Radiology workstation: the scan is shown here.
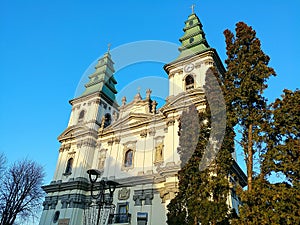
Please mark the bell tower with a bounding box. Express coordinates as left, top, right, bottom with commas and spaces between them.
54, 49, 118, 182
164, 10, 225, 97
39, 49, 119, 225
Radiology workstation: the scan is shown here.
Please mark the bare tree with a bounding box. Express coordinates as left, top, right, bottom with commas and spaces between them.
0, 158, 45, 225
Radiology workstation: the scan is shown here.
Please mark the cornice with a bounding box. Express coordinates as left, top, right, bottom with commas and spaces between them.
42, 177, 90, 193
164, 48, 225, 75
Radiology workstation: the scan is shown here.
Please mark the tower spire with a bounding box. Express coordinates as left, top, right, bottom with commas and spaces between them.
175, 11, 210, 60
80, 48, 117, 101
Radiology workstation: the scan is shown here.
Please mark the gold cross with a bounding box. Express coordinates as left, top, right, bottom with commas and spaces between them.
191, 4, 195, 14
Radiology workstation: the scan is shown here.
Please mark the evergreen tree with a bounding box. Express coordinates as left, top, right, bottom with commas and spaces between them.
167, 68, 234, 225
233, 89, 300, 224
223, 22, 276, 191
261, 89, 300, 224
263, 89, 300, 186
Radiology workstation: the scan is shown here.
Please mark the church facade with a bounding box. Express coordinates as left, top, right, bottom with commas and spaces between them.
39, 11, 246, 225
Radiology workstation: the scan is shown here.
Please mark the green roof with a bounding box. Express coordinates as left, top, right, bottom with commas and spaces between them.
80, 51, 117, 101
176, 13, 210, 60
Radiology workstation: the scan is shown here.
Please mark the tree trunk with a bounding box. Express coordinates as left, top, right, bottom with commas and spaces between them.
247, 123, 253, 191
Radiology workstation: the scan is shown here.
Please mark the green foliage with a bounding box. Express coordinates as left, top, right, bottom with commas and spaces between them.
223, 21, 276, 191
224, 21, 300, 225
263, 89, 300, 184
177, 104, 200, 168
262, 89, 300, 224
232, 89, 300, 224
167, 68, 234, 225
168, 20, 299, 225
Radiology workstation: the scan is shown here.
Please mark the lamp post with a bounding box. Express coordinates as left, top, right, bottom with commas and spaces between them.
87, 169, 119, 225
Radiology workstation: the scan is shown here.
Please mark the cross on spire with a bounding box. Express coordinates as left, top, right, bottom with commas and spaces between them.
191, 4, 195, 14
107, 43, 111, 52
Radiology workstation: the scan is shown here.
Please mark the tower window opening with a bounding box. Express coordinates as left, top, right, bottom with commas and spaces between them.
64, 158, 73, 175
78, 110, 85, 121
104, 113, 112, 128
124, 150, 133, 167
185, 75, 194, 90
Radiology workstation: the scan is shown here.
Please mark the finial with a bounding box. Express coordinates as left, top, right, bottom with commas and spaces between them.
146, 89, 152, 99
134, 88, 142, 102
191, 4, 195, 14
107, 43, 111, 52
122, 96, 127, 106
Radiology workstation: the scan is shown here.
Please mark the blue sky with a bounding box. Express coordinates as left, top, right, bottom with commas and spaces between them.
1, 0, 299, 186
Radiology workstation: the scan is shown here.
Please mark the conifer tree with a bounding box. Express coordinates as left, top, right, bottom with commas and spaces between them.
264, 89, 300, 186
223, 22, 276, 191
261, 89, 300, 224
167, 68, 234, 225
233, 89, 300, 224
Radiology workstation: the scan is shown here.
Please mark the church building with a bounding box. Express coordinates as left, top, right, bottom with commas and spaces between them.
39, 10, 246, 225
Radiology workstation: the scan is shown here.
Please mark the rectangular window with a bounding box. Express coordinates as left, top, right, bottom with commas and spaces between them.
115, 202, 130, 223
137, 212, 148, 225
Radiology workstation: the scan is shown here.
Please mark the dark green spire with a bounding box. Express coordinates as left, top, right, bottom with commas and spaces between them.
80, 50, 117, 101
177, 13, 210, 60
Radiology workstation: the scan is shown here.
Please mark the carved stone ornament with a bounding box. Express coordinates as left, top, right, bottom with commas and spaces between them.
140, 129, 147, 138
118, 187, 130, 200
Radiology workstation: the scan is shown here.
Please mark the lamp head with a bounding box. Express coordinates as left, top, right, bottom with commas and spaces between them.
107, 180, 119, 194
87, 169, 102, 183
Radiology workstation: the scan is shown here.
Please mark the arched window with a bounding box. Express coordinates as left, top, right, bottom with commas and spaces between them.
78, 110, 85, 121
65, 158, 73, 174
53, 211, 60, 223
185, 75, 194, 90
124, 150, 133, 167
104, 113, 112, 128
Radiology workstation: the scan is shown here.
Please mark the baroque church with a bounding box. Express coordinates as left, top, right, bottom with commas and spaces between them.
39, 10, 246, 225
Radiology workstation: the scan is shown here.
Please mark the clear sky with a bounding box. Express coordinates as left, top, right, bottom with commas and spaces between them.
1, 0, 299, 187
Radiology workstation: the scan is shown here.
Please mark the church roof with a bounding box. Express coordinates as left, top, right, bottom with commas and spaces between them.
171, 12, 212, 63
80, 50, 118, 102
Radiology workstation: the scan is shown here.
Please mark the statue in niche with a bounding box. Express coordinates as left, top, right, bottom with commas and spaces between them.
155, 143, 164, 162
98, 150, 106, 170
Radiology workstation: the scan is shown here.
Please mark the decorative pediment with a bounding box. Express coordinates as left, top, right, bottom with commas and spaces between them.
160, 88, 205, 114
58, 125, 97, 142
109, 113, 153, 130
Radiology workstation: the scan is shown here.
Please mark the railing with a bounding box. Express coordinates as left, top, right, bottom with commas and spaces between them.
108, 213, 131, 224
186, 84, 194, 90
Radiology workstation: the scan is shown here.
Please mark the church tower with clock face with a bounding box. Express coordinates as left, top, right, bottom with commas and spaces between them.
164, 12, 225, 97
39, 9, 246, 225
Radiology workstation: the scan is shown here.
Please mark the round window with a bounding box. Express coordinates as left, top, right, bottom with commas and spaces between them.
189, 37, 194, 43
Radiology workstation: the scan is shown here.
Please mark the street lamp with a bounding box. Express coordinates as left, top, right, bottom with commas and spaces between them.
87, 169, 119, 225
